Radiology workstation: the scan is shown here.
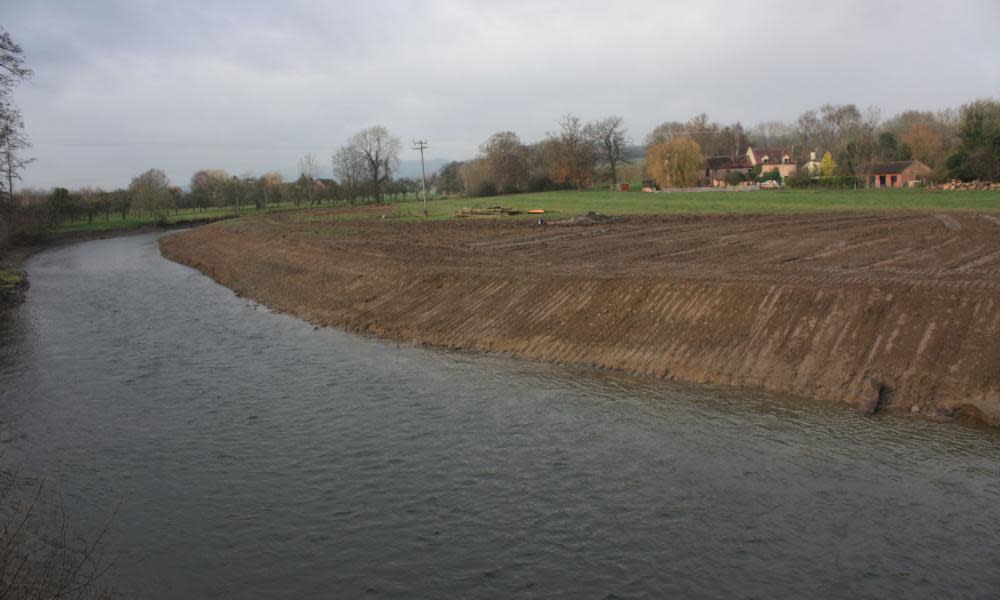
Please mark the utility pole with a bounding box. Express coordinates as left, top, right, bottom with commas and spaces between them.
413, 139, 429, 217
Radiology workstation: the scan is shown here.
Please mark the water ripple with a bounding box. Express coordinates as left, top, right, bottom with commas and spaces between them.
1, 233, 999, 599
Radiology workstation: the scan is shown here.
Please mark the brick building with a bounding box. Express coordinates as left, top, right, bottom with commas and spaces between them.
862, 160, 932, 188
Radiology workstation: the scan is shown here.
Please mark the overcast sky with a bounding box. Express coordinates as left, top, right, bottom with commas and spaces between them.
5, 0, 1000, 189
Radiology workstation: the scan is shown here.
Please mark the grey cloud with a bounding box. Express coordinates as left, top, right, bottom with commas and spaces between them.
5, 0, 1000, 189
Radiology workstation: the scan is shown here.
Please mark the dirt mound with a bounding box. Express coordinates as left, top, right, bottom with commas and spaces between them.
553, 212, 625, 226
160, 211, 1000, 426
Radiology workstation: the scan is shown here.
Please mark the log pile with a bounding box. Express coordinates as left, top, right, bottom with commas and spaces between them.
931, 180, 1000, 191
455, 206, 521, 217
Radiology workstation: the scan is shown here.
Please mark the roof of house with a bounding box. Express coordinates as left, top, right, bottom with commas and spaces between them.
749, 147, 790, 160
862, 160, 931, 175
706, 155, 751, 170
706, 156, 733, 170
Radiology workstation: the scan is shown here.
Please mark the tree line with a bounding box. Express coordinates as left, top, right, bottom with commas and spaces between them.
2, 19, 1000, 255
435, 115, 630, 197
439, 99, 1000, 196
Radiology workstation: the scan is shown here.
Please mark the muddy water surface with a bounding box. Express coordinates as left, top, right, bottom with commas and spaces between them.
1, 233, 999, 599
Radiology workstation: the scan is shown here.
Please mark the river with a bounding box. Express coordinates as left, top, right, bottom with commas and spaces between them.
1, 233, 999, 599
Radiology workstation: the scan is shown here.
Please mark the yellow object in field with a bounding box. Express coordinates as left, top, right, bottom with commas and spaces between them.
527, 209, 545, 214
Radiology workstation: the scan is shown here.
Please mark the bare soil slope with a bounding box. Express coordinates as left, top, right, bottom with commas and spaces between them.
161, 211, 1000, 424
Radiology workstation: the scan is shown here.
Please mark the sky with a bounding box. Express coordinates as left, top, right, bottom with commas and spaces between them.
5, 0, 1000, 190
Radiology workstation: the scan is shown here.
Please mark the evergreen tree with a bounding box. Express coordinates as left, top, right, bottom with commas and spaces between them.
819, 151, 837, 177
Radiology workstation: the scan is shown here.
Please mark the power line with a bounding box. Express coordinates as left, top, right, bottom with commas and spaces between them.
413, 139, 428, 218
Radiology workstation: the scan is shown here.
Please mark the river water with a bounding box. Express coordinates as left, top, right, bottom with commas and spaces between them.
1, 233, 999, 599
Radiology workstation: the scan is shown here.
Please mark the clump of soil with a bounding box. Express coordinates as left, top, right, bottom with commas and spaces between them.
553, 212, 625, 226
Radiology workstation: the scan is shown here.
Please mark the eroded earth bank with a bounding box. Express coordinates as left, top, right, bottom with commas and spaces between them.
160, 210, 1000, 425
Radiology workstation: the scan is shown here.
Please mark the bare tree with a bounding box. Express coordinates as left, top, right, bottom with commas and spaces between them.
298, 154, 322, 205
480, 131, 529, 193
0, 114, 33, 199
260, 171, 283, 207
586, 116, 630, 185
333, 145, 366, 202
345, 126, 400, 203
542, 114, 597, 189
129, 168, 172, 220
190, 169, 230, 209
0, 27, 33, 200
0, 28, 31, 87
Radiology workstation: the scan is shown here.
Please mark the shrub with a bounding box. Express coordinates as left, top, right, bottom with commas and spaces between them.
757, 169, 782, 183
526, 175, 552, 193
724, 171, 748, 186
785, 175, 859, 189
817, 176, 859, 188
783, 171, 813, 188
474, 181, 497, 197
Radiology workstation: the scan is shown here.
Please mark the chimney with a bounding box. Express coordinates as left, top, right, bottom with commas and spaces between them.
810, 151, 816, 161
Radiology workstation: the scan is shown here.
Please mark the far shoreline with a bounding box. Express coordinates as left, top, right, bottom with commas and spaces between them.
0, 215, 235, 314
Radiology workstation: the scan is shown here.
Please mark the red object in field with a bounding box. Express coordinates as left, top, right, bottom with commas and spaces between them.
618, 183, 630, 192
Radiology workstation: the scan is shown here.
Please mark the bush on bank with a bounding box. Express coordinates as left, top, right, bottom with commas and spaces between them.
785, 174, 860, 188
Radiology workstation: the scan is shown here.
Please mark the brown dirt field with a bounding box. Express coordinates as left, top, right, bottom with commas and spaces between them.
160, 211, 1000, 425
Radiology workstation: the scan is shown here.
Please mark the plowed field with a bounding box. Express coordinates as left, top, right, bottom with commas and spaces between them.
161, 210, 1000, 425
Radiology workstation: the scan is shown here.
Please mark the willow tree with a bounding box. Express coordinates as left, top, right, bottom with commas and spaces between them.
645, 137, 703, 188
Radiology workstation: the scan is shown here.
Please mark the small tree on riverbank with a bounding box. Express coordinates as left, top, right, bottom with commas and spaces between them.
129, 169, 172, 221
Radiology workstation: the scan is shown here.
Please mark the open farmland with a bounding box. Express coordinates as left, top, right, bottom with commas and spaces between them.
377, 188, 1000, 221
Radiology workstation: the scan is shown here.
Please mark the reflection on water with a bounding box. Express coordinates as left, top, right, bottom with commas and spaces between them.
2, 233, 999, 599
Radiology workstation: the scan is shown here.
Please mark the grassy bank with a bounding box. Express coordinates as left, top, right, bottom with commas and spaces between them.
0, 269, 22, 289
376, 188, 1000, 221
0, 268, 27, 309
50, 203, 309, 234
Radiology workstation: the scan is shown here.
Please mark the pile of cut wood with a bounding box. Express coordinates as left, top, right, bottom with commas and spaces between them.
455, 206, 521, 217
931, 180, 1000, 191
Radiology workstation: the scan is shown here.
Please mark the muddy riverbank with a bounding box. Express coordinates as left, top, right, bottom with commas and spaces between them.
160, 211, 1000, 425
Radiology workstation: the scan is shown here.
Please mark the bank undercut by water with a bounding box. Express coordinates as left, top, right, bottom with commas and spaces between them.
160, 210, 1000, 426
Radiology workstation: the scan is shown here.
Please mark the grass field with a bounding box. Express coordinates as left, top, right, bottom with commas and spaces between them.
51, 204, 305, 233
382, 188, 1000, 222
49, 188, 1000, 234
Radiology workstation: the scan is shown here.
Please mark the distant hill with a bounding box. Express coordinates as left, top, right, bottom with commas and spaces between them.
625, 145, 645, 160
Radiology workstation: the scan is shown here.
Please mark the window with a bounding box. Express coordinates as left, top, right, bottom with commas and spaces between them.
891, 175, 898, 186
